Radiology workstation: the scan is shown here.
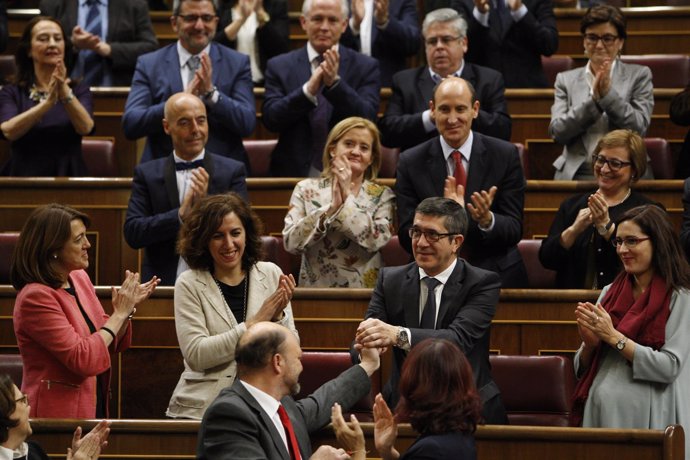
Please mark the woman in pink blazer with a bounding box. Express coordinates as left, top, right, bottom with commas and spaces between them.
10, 204, 158, 418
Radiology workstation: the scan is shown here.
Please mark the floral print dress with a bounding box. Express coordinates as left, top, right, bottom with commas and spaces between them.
282, 177, 395, 288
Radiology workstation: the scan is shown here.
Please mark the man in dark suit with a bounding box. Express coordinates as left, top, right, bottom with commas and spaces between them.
262, 0, 380, 177
124, 93, 247, 286
122, 0, 255, 168
379, 8, 510, 150
396, 77, 527, 288
340, 0, 420, 87
0, 1, 7, 54
39, 0, 158, 87
197, 321, 380, 459
354, 196, 507, 424
451, 0, 558, 88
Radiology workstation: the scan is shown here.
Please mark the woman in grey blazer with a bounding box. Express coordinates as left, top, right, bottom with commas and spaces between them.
166, 193, 298, 420
549, 5, 653, 180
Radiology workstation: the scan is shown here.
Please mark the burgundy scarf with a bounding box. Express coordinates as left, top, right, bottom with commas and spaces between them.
570, 272, 672, 426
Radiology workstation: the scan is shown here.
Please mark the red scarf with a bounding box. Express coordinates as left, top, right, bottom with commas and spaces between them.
570, 272, 671, 426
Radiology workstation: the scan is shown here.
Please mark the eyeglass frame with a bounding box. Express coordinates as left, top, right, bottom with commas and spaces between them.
176, 14, 218, 24
592, 153, 632, 172
611, 236, 650, 248
408, 227, 458, 243
424, 35, 462, 47
14, 393, 28, 405
583, 33, 619, 46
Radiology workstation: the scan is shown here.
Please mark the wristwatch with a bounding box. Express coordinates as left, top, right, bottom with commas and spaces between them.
203, 85, 218, 101
615, 336, 628, 351
597, 220, 614, 236
396, 327, 409, 349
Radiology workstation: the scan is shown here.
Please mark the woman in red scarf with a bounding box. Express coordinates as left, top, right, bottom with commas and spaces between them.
572, 205, 690, 455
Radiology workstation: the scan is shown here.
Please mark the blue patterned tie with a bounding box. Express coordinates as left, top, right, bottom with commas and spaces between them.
77, 0, 106, 86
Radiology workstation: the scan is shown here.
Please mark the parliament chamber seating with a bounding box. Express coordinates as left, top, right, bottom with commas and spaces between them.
517, 239, 557, 288
0, 232, 19, 284
244, 139, 278, 177
381, 235, 411, 268
379, 146, 400, 178
82, 137, 117, 177
0, 353, 23, 387
621, 54, 690, 88
644, 137, 675, 179
260, 234, 300, 279
295, 351, 381, 422
514, 142, 529, 179
489, 354, 576, 427
541, 55, 575, 87
0, 55, 16, 84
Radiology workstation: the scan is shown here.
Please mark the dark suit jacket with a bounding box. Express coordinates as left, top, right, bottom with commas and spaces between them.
395, 133, 527, 288
379, 63, 511, 149
451, 0, 558, 88
123, 152, 248, 285
262, 45, 380, 177
39, 0, 158, 86
0, 1, 7, 54
122, 42, 256, 167
681, 178, 690, 261
358, 260, 507, 424
402, 432, 476, 460
340, 0, 420, 87
197, 365, 372, 459
214, 0, 290, 82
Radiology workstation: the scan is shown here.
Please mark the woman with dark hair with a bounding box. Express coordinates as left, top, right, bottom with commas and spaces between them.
549, 4, 653, 180
333, 338, 481, 460
282, 116, 395, 288
166, 192, 298, 419
539, 129, 659, 289
0, 373, 109, 460
0, 16, 94, 176
11, 204, 158, 419
214, 0, 289, 85
572, 205, 690, 456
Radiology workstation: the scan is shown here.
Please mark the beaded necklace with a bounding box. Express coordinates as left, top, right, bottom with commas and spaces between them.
213, 275, 248, 322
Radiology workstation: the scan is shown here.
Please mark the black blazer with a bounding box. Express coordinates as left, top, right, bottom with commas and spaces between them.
123, 153, 248, 285
358, 260, 507, 424
379, 63, 511, 149
451, 0, 558, 88
395, 133, 527, 288
39, 0, 159, 86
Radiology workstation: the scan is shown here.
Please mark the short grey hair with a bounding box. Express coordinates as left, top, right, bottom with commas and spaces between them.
172, 0, 218, 15
422, 8, 468, 38
302, 0, 349, 19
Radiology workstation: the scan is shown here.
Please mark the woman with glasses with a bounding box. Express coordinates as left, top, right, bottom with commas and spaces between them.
549, 4, 653, 180
539, 130, 659, 289
570, 205, 690, 455
0, 374, 109, 459
282, 117, 395, 288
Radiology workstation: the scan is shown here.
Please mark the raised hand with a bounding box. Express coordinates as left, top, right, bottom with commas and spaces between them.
467, 186, 497, 228
374, 0, 389, 26
373, 394, 400, 460
331, 403, 365, 460
443, 176, 465, 207
248, 274, 296, 325
321, 46, 340, 87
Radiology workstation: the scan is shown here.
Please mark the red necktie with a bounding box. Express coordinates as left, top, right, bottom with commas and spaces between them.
277, 405, 302, 460
452, 150, 467, 187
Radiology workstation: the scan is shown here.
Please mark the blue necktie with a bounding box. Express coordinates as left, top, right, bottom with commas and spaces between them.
77, 0, 106, 86
175, 160, 204, 171
420, 277, 441, 329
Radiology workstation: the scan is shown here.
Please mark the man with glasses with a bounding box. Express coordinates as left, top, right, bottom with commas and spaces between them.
353, 196, 508, 424
395, 76, 527, 288
39, 0, 158, 86
261, 0, 380, 177
379, 8, 510, 150
123, 0, 255, 168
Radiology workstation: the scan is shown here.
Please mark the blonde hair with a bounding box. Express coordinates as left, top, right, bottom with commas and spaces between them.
320, 117, 382, 181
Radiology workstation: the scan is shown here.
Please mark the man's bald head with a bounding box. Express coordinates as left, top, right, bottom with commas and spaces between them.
162, 93, 209, 160
236, 322, 291, 374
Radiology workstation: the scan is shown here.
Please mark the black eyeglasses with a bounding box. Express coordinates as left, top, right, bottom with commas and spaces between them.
177, 14, 217, 24
409, 227, 457, 242
592, 154, 632, 172
15, 393, 28, 405
611, 236, 650, 248
424, 35, 462, 47
584, 33, 619, 46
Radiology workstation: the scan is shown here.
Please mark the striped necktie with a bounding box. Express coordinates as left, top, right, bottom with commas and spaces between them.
76, 0, 106, 86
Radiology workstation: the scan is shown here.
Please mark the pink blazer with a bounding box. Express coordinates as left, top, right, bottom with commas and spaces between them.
13, 270, 131, 418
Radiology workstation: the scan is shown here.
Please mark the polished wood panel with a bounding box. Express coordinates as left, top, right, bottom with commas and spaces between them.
27, 419, 685, 460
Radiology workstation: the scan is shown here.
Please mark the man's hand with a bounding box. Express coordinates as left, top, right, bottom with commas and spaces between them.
443, 176, 465, 207
355, 318, 397, 349
374, 0, 390, 26
321, 46, 340, 87
474, 0, 490, 14
358, 342, 381, 376
178, 167, 209, 220
306, 66, 324, 96
71, 26, 100, 50
507, 0, 523, 11
95, 42, 112, 57
351, 0, 365, 30
467, 186, 497, 228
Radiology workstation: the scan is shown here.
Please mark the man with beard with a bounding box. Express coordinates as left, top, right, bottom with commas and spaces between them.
197, 321, 380, 459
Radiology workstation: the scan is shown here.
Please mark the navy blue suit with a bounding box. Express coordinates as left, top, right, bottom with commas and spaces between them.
395, 133, 527, 288
402, 432, 476, 459
340, 0, 420, 87
262, 45, 380, 177
379, 63, 511, 150
123, 153, 248, 285
122, 43, 255, 167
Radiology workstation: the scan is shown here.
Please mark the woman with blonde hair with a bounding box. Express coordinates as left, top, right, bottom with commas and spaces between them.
282, 116, 395, 287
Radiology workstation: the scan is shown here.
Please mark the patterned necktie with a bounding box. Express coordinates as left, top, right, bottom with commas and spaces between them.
420, 277, 441, 329
187, 55, 201, 87
277, 405, 302, 460
309, 55, 329, 172
452, 150, 467, 188
78, 0, 105, 86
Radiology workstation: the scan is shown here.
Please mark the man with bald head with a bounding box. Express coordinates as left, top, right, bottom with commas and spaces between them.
198, 321, 380, 459
395, 76, 528, 288
124, 93, 248, 285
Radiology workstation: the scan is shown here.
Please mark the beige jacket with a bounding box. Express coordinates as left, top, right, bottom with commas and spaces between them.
166, 262, 299, 419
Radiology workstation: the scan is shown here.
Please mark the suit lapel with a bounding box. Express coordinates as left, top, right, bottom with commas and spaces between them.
461, 63, 477, 89
198, 271, 234, 328
428, 139, 448, 197
403, 264, 421, 328
417, 68, 436, 109
166, 45, 185, 93
163, 156, 180, 209
466, 132, 488, 198
437, 260, 466, 326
